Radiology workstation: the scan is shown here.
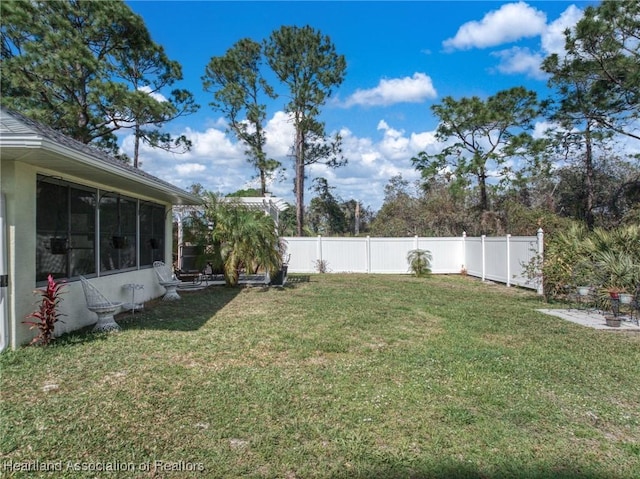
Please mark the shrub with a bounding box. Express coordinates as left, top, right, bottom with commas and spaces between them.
539, 224, 640, 302
407, 249, 432, 277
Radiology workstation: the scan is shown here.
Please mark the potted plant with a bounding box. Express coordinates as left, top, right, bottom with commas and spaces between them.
572, 261, 596, 296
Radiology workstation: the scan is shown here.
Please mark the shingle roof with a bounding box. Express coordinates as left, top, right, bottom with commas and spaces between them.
1, 106, 202, 204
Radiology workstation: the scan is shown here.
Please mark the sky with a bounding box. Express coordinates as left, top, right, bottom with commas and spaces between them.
121, 0, 599, 211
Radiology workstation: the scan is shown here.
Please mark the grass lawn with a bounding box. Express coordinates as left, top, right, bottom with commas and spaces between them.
1, 274, 639, 478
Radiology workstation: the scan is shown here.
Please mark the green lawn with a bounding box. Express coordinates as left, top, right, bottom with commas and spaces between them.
1, 274, 639, 478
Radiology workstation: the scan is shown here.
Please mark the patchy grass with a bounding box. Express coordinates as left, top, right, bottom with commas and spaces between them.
1, 274, 639, 478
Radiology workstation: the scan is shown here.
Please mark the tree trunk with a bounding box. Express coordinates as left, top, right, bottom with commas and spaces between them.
260, 169, 267, 196
133, 124, 141, 168
584, 123, 595, 229
295, 128, 305, 236
478, 166, 489, 212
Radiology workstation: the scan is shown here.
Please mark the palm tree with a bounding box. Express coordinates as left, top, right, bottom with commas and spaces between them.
407, 249, 433, 277
210, 198, 282, 286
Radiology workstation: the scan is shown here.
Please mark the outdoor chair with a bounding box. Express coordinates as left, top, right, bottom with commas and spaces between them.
153, 261, 181, 301
630, 283, 640, 326
79, 276, 123, 332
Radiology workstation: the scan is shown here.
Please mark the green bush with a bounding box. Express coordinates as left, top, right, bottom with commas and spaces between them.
540, 223, 640, 302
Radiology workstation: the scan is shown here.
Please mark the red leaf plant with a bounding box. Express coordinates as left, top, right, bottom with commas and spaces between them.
23, 274, 66, 346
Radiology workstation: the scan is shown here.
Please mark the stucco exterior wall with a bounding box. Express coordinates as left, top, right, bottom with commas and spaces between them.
2, 160, 174, 348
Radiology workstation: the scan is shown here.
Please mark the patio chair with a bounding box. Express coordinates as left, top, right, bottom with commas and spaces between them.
79, 276, 123, 332
630, 283, 640, 326
153, 261, 181, 301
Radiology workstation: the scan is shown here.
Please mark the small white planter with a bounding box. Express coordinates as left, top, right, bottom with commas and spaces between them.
577, 286, 591, 296
619, 293, 633, 305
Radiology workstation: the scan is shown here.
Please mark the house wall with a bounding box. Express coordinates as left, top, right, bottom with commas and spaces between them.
2, 160, 173, 348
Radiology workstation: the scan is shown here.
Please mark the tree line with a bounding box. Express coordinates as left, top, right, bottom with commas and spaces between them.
2, 1, 638, 238
311, 1, 639, 237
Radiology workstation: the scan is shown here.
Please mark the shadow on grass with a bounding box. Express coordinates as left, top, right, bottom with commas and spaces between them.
114, 284, 242, 332
287, 274, 311, 284
337, 460, 624, 479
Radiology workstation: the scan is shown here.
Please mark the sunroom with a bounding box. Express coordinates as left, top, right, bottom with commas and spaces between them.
0, 107, 201, 349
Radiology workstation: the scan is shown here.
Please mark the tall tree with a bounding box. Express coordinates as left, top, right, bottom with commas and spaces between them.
370, 175, 429, 237
116, 44, 199, 167
202, 38, 279, 194
412, 87, 541, 213
562, 1, 640, 141
307, 178, 347, 235
264, 25, 347, 236
0, 0, 198, 161
543, 48, 614, 230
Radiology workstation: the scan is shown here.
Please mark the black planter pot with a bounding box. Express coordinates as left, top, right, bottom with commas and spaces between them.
270, 265, 288, 286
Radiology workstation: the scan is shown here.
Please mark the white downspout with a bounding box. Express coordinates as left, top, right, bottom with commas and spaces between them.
0, 193, 9, 352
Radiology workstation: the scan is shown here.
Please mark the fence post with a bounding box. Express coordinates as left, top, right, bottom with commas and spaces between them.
481, 234, 486, 282
506, 234, 511, 287
462, 231, 466, 273
414, 235, 418, 250
537, 228, 544, 296
366, 236, 371, 273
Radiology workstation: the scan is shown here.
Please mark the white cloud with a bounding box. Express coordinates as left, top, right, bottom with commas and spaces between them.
264, 111, 295, 158
138, 85, 168, 102
491, 47, 546, 79
343, 73, 437, 107
175, 163, 206, 175
532, 120, 559, 139
121, 110, 447, 211
541, 5, 583, 56
443, 2, 547, 51
486, 5, 583, 79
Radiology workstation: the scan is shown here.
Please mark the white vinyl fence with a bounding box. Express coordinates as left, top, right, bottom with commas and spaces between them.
283, 229, 544, 293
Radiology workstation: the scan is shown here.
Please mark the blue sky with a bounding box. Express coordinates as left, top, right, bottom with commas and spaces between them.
122, 0, 597, 211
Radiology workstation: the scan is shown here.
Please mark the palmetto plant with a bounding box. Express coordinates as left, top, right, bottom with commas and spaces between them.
407, 249, 433, 277
540, 223, 640, 302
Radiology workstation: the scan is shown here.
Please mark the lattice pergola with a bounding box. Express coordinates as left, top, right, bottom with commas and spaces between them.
172, 196, 289, 270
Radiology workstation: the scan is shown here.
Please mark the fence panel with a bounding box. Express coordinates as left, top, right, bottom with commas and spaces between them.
484, 237, 508, 283
418, 237, 464, 274
510, 236, 538, 288
283, 237, 318, 273
465, 238, 483, 278
282, 233, 541, 291
321, 237, 369, 273
369, 238, 416, 273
